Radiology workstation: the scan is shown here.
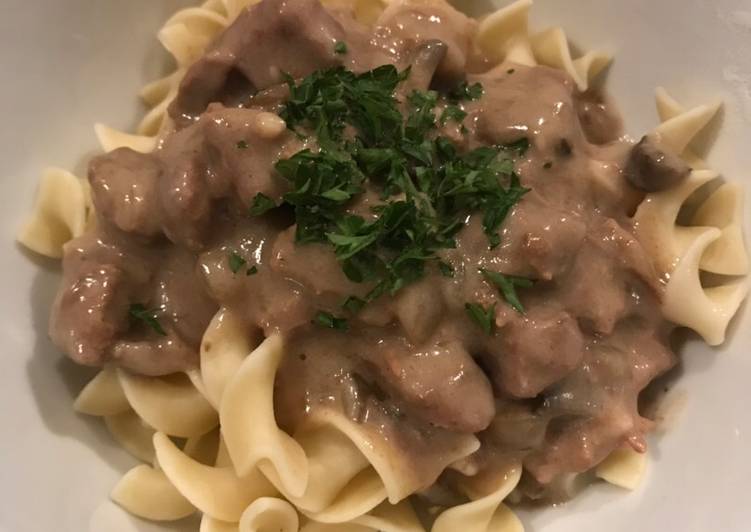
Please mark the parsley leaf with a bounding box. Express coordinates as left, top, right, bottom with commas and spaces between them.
246, 265, 258, 276
249, 193, 277, 216
503, 138, 530, 157
438, 261, 455, 277
236, 140, 249, 149
440, 105, 467, 125
313, 311, 349, 330
465, 302, 496, 334
480, 268, 534, 313
448, 81, 484, 102
129, 303, 167, 336
334, 41, 348, 55
342, 296, 366, 314
274, 66, 530, 305
228, 252, 247, 274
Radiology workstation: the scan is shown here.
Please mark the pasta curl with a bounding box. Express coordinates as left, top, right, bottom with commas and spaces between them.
476, 0, 610, 91
17, 167, 89, 258
635, 90, 749, 345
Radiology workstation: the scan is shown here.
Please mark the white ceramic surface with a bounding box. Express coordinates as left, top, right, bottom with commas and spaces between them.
0, 1, 749, 531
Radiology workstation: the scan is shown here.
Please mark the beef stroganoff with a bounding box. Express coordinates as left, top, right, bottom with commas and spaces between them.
18, 0, 749, 530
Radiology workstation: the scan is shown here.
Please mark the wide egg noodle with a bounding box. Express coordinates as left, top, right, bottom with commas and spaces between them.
118, 369, 219, 438
283, 427, 384, 516
299, 409, 479, 506
195, 308, 257, 409
158, 6, 228, 67
238, 497, 300, 532
431, 466, 523, 532
475, 0, 536, 66
185, 427, 223, 465
201, 516, 241, 532
111, 464, 197, 521
529, 28, 610, 92
219, 334, 479, 521
300, 499, 422, 532
94, 123, 158, 154
219, 334, 309, 497
653, 87, 722, 168
475, 0, 610, 91
634, 90, 749, 345
17, 167, 88, 258
635, 169, 720, 274
692, 182, 749, 275
595, 447, 648, 490
154, 431, 279, 522
105, 409, 157, 464
74, 367, 131, 416
662, 227, 747, 346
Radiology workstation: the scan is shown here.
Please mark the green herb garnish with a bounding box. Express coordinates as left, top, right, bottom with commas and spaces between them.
334, 41, 348, 55
503, 138, 530, 156
236, 140, 249, 149
440, 105, 467, 125
249, 193, 277, 216
342, 296, 366, 314
438, 261, 455, 277
480, 268, 534, 313
449, 81, 484, 102
313, 311, 349, 330
228, 252, 247, 274
274, 66, 529, 305
129, 304, 167, 336
246, 265, 258, 276
465, 302, 496, 334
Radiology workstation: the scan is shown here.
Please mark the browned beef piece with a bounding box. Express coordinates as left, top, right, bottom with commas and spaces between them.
169, 0, 347, 127
89, 148, 163, 238
485, 306, 585, 399
369, 339, 496, 433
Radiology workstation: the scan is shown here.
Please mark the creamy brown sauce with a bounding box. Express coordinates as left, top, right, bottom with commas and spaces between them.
51, 0, 685, 502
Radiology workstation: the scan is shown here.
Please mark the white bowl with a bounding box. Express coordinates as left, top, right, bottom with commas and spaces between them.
1, 0, 749, 530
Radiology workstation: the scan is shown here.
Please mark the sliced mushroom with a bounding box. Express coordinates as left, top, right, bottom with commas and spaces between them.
625, 134, 690, 192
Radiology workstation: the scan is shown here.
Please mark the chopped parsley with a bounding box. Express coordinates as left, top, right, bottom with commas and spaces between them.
249, 193, 277, 216
334, 41, 348, 55
313, 311, 349, 330
465, 302, 496, 334
236, 140, 249, 149
274, 65, 529, 305
448, 81, 484, 102
228, 252, 247, 274
440, 104, 467, 125
438, 261, 455, 278
342, 296, 366, 314
503, 137, 530, 157
128, 303, 167, 336
246, 265, 258, 276
480, 268, 534, 313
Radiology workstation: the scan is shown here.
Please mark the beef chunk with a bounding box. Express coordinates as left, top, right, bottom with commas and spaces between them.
371, 340, 495, 433
169, 0, 346, 126
486, 307, 585, 398
89, 148, 163, 238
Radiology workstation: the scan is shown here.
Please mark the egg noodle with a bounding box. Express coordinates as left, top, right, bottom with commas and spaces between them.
18, 0, 748, 530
